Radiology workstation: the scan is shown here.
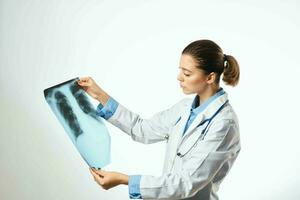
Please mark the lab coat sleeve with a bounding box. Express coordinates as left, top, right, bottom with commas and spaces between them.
106, 98, 189, 144
139, 119, 240, 199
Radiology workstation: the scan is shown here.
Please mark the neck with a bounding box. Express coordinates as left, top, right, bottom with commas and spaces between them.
198, 85, 220, 105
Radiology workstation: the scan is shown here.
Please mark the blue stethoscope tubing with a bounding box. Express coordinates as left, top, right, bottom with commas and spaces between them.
176, 99, 229, 157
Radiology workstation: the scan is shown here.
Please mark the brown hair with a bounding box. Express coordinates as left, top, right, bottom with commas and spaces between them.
182, 39, 240, 86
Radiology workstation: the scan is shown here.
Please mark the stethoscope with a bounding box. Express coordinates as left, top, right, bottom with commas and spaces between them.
176, 99, 229, 158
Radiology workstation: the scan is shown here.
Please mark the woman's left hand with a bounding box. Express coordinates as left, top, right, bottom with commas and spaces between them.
89, 168, 129, 190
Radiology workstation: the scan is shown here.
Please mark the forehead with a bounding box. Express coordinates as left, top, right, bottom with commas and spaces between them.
179, 54, 198, 72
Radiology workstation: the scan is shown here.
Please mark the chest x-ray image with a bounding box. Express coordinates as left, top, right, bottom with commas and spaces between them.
44, 77, 110, 169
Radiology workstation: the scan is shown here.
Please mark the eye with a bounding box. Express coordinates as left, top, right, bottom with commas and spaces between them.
184, 73, 191, 77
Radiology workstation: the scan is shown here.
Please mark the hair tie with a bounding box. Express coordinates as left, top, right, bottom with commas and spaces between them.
223, 54, 228, 69
223, 54, 227, 61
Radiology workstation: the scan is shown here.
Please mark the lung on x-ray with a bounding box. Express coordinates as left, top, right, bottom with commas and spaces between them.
44, 77, 110, 169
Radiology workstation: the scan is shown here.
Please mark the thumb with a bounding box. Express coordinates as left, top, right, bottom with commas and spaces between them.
94, 169, 106, 177
77, 80, 90, 87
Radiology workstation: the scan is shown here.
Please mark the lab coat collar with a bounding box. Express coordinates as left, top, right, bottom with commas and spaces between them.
180, 90, 228, 142
191, 87, 224, 113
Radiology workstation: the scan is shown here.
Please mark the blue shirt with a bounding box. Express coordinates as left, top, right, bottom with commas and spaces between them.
182, 88, 225, 135
95, 88, 225, 199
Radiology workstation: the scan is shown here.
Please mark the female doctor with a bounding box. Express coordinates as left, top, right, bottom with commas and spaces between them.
78, 39, 241, 200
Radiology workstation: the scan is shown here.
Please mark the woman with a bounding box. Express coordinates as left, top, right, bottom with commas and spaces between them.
78, 39, 241, 200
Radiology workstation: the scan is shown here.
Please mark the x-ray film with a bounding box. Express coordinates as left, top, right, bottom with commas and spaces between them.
44, 77, 111, 169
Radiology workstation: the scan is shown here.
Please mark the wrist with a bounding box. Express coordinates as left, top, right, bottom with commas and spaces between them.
119, 174, 129, 185
95, 91, 110, 105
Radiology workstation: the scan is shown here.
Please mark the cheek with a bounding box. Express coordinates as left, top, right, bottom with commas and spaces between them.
187, 77, 206, 88
182, 77, 207, 94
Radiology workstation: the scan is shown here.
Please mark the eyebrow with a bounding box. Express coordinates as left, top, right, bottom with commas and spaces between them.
178, 67, 193, 73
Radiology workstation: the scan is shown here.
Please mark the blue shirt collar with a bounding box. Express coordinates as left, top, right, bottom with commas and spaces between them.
191, 87, 225, 114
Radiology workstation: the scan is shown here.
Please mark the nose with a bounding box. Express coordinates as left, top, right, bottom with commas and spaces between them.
177, 72, 183, 82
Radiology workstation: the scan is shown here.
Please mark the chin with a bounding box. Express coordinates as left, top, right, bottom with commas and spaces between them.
182, 88, 193, 95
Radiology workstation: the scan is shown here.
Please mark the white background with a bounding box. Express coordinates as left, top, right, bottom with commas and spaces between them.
1, 0, 300, 199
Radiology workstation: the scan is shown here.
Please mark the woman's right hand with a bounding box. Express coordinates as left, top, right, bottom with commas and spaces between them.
77, 77, 109, 104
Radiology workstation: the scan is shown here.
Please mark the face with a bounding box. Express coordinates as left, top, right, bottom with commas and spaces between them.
177, 54, 214, 95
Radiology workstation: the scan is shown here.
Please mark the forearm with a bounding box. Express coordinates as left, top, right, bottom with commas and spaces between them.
95, 89, 110, 106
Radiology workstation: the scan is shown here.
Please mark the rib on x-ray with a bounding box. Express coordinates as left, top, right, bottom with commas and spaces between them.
44, 77, 110, 169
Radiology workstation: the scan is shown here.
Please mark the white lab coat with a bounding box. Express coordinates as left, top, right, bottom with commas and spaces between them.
106, 92, 241, 200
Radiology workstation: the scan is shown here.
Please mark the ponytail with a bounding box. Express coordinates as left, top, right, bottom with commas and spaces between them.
222, 54, 240, 86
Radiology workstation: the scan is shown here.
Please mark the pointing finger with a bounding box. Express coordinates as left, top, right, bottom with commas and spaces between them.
79, 77, 90, 81
90, 168, 104, 177
92, 169, 106, 177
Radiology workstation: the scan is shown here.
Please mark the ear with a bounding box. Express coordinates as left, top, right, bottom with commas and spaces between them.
206, 72, 216, 84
